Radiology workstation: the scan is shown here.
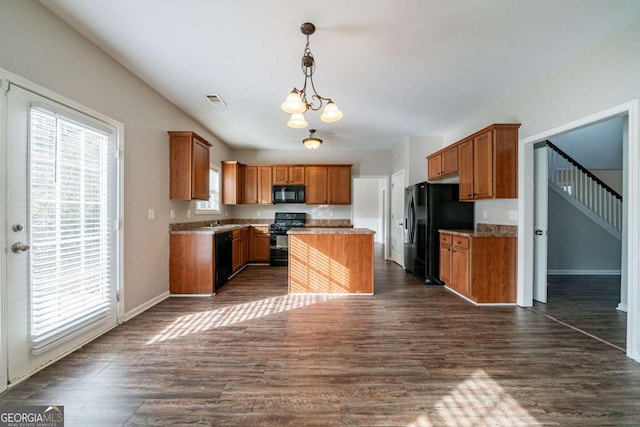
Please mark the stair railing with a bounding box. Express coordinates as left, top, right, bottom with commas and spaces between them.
546, 140, 622, 233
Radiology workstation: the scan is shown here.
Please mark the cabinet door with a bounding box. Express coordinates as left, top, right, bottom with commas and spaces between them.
289, 166, 305, 184
439, 236, 452, 285
441, 146, 458, 176
232, 236, 242, 272
328, 166, 351, 204
305, 166, 328, 204
191, 137, 210, 200
222, 162, 245, 205
451, 237, 470, 294
250, 227, 270, 262
473, 130, 494, 199
272, 166, 289, 184
427, 154, 442, 181
244, 165, 258, 204
458, 139, 474, 201
258, 166, 272, 204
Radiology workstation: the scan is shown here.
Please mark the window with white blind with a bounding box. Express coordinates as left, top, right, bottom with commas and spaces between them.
195, 166, 220, 214
29, 105, 117, 353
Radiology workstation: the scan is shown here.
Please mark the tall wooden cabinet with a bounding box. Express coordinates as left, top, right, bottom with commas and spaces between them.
168, 131, 211, 200
305, 165, 352, 204
439, 231, 517, 304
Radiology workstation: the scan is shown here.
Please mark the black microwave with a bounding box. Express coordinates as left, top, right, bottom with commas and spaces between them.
272, 185, 305, 204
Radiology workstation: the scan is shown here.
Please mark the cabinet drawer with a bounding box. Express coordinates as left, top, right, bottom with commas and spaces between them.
453, 236, 469, 249
440, 233, 452, 244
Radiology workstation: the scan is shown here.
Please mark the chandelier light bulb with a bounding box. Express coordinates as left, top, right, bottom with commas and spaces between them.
320, 101, 343, 123
281, 89, 306, 114
287, 113, 308, 129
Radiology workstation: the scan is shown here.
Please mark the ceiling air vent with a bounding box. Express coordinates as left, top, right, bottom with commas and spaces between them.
206, 94, 226, 106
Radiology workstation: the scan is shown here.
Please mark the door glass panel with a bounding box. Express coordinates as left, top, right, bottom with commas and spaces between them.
28, 106, 115, 353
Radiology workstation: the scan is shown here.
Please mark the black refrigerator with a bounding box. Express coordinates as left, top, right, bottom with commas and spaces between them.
404, 182, 474, 284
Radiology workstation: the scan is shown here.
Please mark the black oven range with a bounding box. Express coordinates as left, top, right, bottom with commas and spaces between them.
269, 212, 306, 266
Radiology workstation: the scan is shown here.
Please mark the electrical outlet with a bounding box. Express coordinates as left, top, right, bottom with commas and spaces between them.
508, 210, 518, 220
170, 209, 175, 219
148, 208, 155, 220
482, 210, 488, 219
187, 209, 192, 218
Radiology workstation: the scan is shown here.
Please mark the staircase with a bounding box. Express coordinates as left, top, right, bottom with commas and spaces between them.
545, 140, 622, 239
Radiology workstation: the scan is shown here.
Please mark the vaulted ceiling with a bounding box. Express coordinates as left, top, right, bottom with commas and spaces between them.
40, 0, 640, 150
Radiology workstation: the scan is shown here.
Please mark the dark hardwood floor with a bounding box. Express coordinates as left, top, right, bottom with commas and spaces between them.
532, 275, 626, 350
2, 247, 640, 426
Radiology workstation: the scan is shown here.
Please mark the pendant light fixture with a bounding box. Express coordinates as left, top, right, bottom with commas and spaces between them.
302, 129, 323, 150
281, 22, 343, 128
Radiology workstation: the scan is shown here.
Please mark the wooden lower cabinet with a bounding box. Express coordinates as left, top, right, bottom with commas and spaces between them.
439, 231, 516, 303
170, 234, 214, 295
249, 226, 270, 262
232, 228, 249, 272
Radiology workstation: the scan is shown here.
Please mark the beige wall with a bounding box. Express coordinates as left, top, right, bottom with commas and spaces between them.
0, 0, 233, 315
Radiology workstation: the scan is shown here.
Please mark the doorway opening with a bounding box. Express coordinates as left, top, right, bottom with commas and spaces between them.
519, 100, 639, 361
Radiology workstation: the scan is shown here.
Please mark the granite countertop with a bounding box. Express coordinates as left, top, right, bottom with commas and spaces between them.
171, 223, 272, 235
288, 227, 375, 235
439, 228, 517, 238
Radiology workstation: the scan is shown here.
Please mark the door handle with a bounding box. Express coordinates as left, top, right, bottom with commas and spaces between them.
12, 242, 31, 253
534, 230, 544, 236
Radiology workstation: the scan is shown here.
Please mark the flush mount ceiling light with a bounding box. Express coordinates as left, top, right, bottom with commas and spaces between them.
302, 129, 323, 150
281, 22, 343, 129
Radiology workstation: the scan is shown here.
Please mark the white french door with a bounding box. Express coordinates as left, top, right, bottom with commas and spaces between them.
391, 171, 405, 267
6, 83, 120, 384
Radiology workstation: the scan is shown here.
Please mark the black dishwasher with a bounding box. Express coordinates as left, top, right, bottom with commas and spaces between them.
215, 232, 233, 290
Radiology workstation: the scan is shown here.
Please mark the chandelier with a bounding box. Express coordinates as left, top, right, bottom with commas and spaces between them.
281, 22, 343, 128
302, 129, 322, 149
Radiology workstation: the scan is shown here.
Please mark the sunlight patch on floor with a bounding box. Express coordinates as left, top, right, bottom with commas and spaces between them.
146, 294, 341, 344
407, 369, 540, 427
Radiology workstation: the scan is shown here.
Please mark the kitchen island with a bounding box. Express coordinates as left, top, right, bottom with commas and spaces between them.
287, 227, 375, 294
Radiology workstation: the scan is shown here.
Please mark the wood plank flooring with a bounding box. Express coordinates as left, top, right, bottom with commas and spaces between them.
2, 247, 640, 426
532, 275, 626, 350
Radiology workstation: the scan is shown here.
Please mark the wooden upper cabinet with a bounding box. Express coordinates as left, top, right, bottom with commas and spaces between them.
427, 145, 458, 181
457, 124, 520, 201
305, 165, 352, 205
458, 139, 474, 201
258, 166, 273, 204
273, 165, 305, 185
221, 161, 245, 205
305, 166, 328, 204
328, 166, 352, 204
244, 165, 258, 204
168, 131, 211, 200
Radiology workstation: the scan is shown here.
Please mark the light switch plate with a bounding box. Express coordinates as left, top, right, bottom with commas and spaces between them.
148, 208, 155, 220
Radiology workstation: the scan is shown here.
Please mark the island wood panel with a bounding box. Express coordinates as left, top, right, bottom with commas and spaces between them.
169, 234, 214, 294
289, 233, 374, 294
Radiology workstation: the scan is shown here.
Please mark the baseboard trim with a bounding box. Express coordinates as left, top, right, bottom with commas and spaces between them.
617, 303, 628, 312
124, 290, 170, 322
547, 269, 621, 275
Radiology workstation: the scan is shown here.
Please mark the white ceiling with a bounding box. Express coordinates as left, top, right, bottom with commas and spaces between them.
40, 0, 640, 151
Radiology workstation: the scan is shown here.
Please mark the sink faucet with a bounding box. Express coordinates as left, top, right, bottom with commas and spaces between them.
210, 220, 220, 227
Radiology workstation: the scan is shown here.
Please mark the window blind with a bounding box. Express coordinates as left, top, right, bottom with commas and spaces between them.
29, 106, 116, 354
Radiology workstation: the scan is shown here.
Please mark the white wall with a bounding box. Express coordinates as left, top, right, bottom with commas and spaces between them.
391, 135, 444, 186
547, 188, 621, 273
0, 0, 232, 315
